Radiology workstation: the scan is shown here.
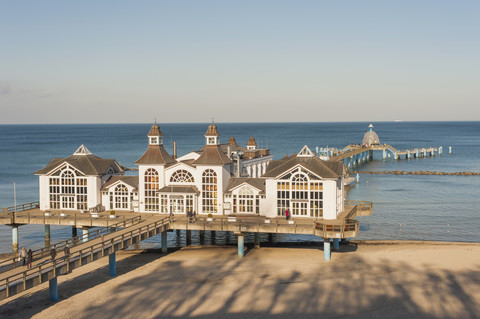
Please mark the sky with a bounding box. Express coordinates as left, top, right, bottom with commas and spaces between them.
1, 1, 479, 124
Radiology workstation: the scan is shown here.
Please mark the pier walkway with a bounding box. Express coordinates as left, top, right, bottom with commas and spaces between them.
0, 200, 372, 301
329, 144, 444, 172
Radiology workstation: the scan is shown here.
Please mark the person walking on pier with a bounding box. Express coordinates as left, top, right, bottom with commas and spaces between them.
19, 246, 27, 266
64, 244, 70, 260
27, 249, 33, 269
50, 247, 57, 263
285, 209, 290, 221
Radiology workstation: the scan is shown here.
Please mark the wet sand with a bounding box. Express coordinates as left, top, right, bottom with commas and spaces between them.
1, 241, 479, 319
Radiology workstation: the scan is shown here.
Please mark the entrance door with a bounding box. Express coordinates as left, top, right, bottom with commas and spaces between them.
292, 202, 308, 216
170, 196, 185, 214
61, 196, 75, 209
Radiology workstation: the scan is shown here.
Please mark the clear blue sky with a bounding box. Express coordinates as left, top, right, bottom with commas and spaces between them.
1, 1, 479, 124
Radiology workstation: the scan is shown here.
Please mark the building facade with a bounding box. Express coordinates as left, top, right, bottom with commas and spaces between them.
36, 122, 347, 220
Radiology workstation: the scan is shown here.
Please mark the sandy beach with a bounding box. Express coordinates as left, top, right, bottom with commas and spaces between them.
1, 241, 479, 319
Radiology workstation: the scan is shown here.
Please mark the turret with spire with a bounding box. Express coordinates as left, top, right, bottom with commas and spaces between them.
135, 122, 176, 165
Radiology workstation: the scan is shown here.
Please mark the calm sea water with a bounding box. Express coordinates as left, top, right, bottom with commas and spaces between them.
0, 122, 479, 253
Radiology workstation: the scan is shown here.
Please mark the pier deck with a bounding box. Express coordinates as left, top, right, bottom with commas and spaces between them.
0, 201, 372, 301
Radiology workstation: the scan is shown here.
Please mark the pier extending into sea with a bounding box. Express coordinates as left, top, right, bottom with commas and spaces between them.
315, 124, 451, 173
0, 199, 372, 301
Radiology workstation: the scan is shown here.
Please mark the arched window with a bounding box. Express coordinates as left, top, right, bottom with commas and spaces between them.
170, 170, 195, 183
237, 186, 254, 213
144, 168, 159, 211
202, 169, 217, 213
291, 173, 308, 200
61, 170, 75, 194
114, 184, 129, 209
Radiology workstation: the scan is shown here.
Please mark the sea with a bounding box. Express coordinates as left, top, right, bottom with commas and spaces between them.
0, 122, 479, 254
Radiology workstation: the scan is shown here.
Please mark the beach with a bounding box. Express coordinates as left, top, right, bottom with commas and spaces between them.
1, 241, 479, 319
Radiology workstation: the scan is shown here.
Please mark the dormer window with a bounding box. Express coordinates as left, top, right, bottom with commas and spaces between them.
208, 137, 216, 145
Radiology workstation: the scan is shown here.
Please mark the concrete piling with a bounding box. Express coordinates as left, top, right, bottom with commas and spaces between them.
238, 234, 245, 258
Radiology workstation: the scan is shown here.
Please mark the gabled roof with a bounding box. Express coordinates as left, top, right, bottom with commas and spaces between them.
35, 152, 124, 176
263, 156, 344, 179
134, 145, 176, 165
225, 178, 266, 194
101, 176, 139, 191
192, 145, 233, 166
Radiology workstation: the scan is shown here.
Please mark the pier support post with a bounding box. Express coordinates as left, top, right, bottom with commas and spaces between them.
237, 234, 245, 258
415, 149, 419, 158
394, 152, 398, 160
211, 231, 216, 244
49, 277, 58, 302
81, 228, 89, 243
254, 233, 260, 248
161, 231, 168, 253
449, 146, 452, 154
12, 225, 19, 253
45, 224, 51, 246
186, 230, 191, 246
382, 150, 386, 160
199, 230, 205, 245
439, 146, 443, 155
333, 238, 340, 250
109, 252, 116, 277
407, 150, 411, 159
323, 238, 331, 261
72, 227, 77, 238
356, 173, 359, 184
369, 150, 373, 159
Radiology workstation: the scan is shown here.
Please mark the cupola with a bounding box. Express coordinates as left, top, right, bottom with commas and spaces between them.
205, 121, 220, 145
247, 136, 257, 150
362, 124, 380, 146
148, 122, 163, 145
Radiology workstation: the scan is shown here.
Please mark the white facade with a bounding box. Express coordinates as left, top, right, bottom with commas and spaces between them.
36, 126, 347, 221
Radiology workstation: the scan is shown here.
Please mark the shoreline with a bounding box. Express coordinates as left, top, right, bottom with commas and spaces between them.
1, 241, 479, 318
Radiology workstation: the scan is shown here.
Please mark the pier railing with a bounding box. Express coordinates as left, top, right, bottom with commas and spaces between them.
0, 216, 171, 300
0, 215, 143, 273
344, 200, 373, 217
1, 201, 40, 214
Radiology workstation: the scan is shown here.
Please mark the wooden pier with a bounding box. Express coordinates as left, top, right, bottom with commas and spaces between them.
329, 144, 447, 173
0, 200, 372, 301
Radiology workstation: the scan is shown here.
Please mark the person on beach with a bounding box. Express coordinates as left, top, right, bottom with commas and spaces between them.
50, 247, 56, 263
64, 244, 70, 260
19, 246, 27, 266
27, 249, 33, 269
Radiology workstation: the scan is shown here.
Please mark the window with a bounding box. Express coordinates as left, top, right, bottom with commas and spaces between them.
277, 181, 290, 216
170, 170, 195, 183
76, 178, 87, 210
114, 184, 129, 209
276, 169, 323, 217
202, 169, 217, 213
236, 186, 254, 213
144, 168, 159, 211
49, 178, 60, 209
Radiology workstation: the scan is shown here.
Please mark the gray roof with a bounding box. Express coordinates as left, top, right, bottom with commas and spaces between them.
35, 154, 124, 176
101, 176, 139, 191
192, 145, 233, 166
225, 178, 266, 194
158, 185, 200, 194
134, 145, 176, 165
263, 156, 344, 179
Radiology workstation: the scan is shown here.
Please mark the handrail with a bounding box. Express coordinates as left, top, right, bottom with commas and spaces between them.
0, 216, 171, 297
0, 215, 143, 272
1, 201, 40, 214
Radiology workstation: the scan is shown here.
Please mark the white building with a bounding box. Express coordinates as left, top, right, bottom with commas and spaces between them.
36, 122, 347, 220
